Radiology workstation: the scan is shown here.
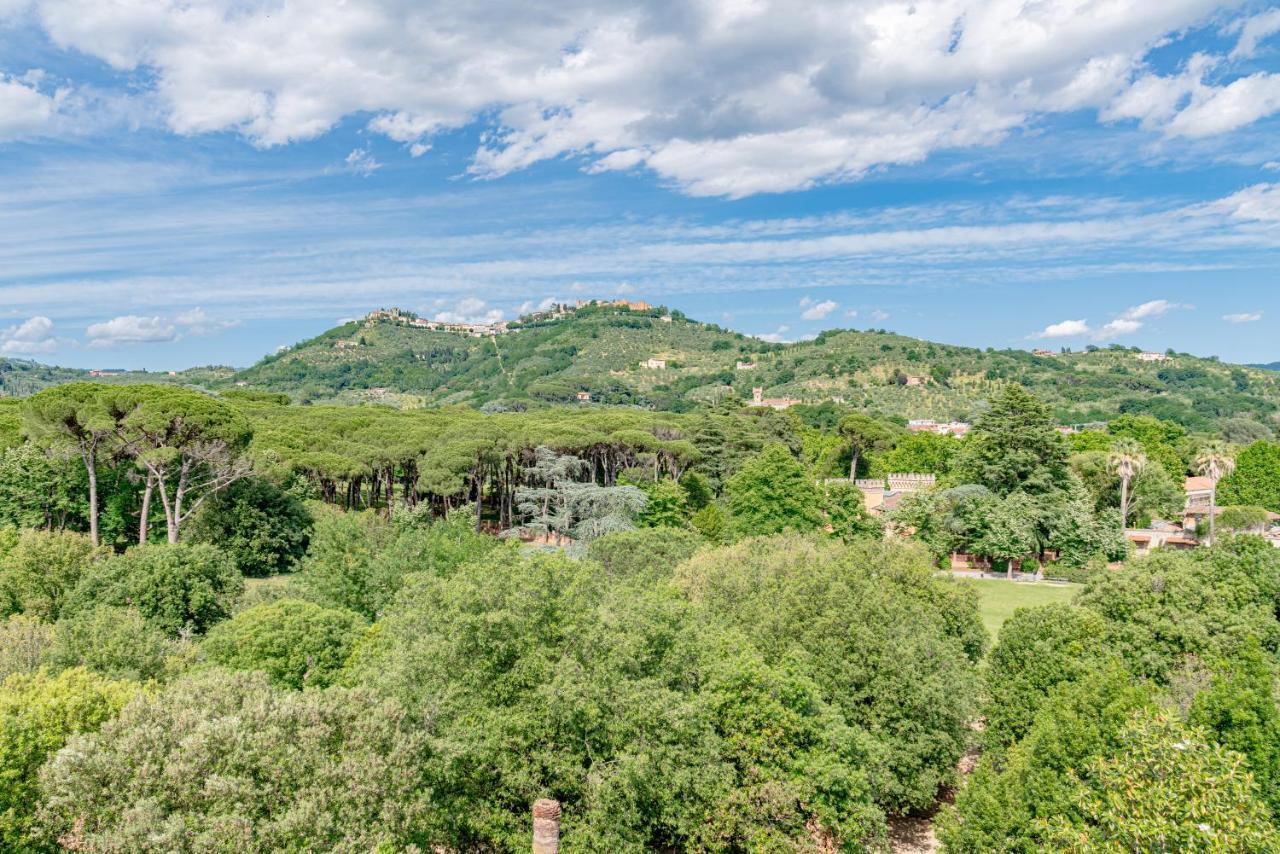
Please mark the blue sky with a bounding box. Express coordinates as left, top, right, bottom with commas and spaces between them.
2, 1, 1280, 370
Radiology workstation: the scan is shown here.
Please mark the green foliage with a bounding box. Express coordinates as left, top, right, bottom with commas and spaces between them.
0, 443, 87, 531
872, 430, 957, 476
1040, 710, 1280, 852
0, 667, 137, 851
1187, 643, 1280, 817
678, 469, 712, 510
1075, 541, 1280, 680
299, 507, 506, 618
983, 604, 1107, 748
1218, 440, 1280, 512
726, 443, 822, 536
65, 543, 244, 635
0, 614, 53, 681
186, 476, 313, 576
1217, 504, 1272, 532
676, 535, 981, 813
635, 478, 689, 528
1108, 413, 1187, 479
586, 526, 703, 585
939, 663, 1155, 853
690, 502, 727, 543
954, 385, 1070, 496
46, 604, 172, 681
202, 598, 366, 689
0, 528, 105, 621
822, 480, 883, 542
35, 670, 435, 852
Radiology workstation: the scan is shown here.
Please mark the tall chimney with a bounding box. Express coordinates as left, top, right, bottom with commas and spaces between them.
533, 799, 560, 854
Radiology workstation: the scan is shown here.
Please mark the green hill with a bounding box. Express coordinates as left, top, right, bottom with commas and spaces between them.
228, 303, 1280, 431
5, 302, 1278, 432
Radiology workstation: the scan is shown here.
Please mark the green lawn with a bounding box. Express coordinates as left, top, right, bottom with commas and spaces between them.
964, 578, 1082, 641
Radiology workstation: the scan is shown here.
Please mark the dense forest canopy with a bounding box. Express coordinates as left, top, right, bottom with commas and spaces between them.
3, 370, 1280, 850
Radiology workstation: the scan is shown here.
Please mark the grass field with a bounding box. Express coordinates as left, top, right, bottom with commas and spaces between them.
964, 578, 1082, 642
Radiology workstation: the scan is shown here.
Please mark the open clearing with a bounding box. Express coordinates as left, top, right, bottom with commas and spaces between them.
964, 578, 1081, 641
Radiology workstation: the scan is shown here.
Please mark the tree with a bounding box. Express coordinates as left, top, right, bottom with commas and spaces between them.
822, 480, 883, 542
1194, 440, 1236, 545
65, 543, 243, 635
871, 430, 957, 476
35, 670, 436, 852
46, 605, 172, 682
837, 413, 895, 479
586, 527, 704, 585
725, 444, 822, 537
954, 385, 1069, 496
690, 502, 727, 543
974, 492, 1038, 578
0, 528, 105, 622
1217, 440, 1280, 512
0, 614, 53, 681
22, 383, 117, 546
982, 604, 1107, 748
1107, 437, 1146, 528
634, 478, 689, 528
111, 385, 253, 543
202, 599, 365, 689
1041, 710, 1280, 852
0, 667, 137, 851
1216, 505, 1271, 533
186, 476, 313, 576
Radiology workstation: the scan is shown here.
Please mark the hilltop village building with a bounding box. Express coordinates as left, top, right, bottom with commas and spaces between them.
1136, 351, 1171, 362
750, 387, 802, 410
907, 419, 972, 437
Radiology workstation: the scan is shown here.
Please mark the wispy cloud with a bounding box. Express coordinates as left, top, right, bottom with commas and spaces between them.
1223, 311, 1263, 323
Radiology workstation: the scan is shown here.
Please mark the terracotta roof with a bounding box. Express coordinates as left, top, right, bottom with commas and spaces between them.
1184, 476, 1215, 491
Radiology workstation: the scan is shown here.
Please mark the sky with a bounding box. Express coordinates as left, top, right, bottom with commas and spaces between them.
1, 1, 1279, 370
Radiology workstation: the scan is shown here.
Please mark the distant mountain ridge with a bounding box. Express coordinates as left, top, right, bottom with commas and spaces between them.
4, 302, 1279, 431
1250, 362, 1280, 372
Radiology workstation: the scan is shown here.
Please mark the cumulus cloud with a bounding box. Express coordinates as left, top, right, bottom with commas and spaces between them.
1031, 299, 1189, 340
0, 73, 58, 140
799, 296, 837, 320
18, 0, 1264, 197
869, 310, 891, 322
1036, 318, 1092, 338
0, 315, 59, 354
759, 325, 792, 343
1228, 8, 1280, 59
85, 314, 177, 347
175, 306, 239, 335
1223, 311, 1262, 323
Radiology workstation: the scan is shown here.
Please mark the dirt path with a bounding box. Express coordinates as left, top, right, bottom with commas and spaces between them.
889, 735, 982, 852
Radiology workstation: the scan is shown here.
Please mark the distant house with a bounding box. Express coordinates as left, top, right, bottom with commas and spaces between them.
907, 420, 970, 437
1032, 349, 1055, 357
334, 339, 360, 349
642, 358, 667, 370
88, 369, 126, 377
887, 473, 936, 493
1126, 519, 1199, 555
735, 361, 757, 370
1183, 475, 1216, 531
1136, 352, 1170, 362
575, 391, 591, 402
660, 315, 673, 323
903, 374, 928, 386
750, 387, 801, 410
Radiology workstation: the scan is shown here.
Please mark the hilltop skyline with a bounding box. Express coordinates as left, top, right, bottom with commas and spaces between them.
2, 1, 1280, 369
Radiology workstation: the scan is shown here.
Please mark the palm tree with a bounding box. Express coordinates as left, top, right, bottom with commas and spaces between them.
1194, 441, 1236, 546
1108, 438, 1147, 529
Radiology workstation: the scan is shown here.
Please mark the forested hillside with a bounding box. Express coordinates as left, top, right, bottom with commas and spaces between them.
218, 303, 1280, 429
5, 301, 1278, 432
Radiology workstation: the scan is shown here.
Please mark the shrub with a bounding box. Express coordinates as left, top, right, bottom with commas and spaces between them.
65, 543, 243, 635
586, 527, 703, 585
186, 477, 313, 577
0, 614, 53, 681
202, 599, 365, 689
0, 668, 137, 850
35, 670, 435, 852
46, 605, 172, 682
0, 529, 105, 621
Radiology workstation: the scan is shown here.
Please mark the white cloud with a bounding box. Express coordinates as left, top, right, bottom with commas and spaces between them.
0, 73, 57, 140
759, 325, 791, 343
1228, 9, 1280, 60
1031, 299, 1188, 341
869, 309, 891, 322
799, 297, 837, 320
1223, 311, 1262, 323
344, 146, 381, 177
1036, 318, 1092, 338
21, 0, 1257, 198
85, 314, 177, 347
0, 315, 59, 354
431, 296, 504, 325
